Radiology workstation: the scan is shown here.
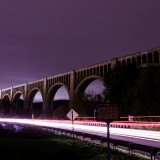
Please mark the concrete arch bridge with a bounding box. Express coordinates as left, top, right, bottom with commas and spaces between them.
0, 48, 160, 118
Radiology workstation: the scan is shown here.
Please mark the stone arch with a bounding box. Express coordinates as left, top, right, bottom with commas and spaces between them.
108, 63, 111, 71
2, 93, 11, 101
148, 53, 152, 63
127, 58, 131, 65
74, 76, 105, 117
75, 75, 104, 94
93, 67, 96, 74
1, 94, 11, 115
81, 71, 83, 78
154, 51, 159, 63
122, 60, 126, 66
104, 64, 108, 74
137, 56, 141, 65
84, 70, 86, 77
100, 65, 103, 77
132, 57, 136, 64
97, 66, 100, 75
12, 91, 24, 115
90, 68, 93, 75
46, 83, 70, 117
142, 54, 147, 64
117, 61, 121, 67
27, 88, 44, 117
87, 69, 89, 76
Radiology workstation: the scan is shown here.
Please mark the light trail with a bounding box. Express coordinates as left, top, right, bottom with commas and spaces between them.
0, 118, 159, 148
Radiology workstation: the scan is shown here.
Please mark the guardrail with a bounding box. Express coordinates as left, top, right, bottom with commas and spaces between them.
76, 116, 160, 122
0, 120, 159, 160
120, 116, 160, 122
74, 120, 160, 131
42, 126, 160, 160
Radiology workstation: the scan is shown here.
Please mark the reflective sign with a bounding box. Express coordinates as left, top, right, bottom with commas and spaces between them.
67, 109, 79, 120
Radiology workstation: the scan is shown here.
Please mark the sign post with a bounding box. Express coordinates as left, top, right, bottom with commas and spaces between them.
66, 109, 78, 139
96, 103, 119, 160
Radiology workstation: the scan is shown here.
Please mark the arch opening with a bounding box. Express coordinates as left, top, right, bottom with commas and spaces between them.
28, 90, 43, 118
75, 78, 106, 117
84, 79, 105, 101
154, 51, 159, 63
47, 85, 70, 119
148, 53, 152, 63
1, 95, 11, 116
12, 93, 24, 116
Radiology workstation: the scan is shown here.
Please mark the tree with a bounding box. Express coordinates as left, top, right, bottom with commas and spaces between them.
103, 63, 139, 116
52, 104, 69, 119
70, 91, 104, 117
132, 65, 160, 116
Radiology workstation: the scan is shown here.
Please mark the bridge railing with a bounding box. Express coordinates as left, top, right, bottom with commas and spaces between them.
120, 116, 160, 122
76, 116, 96, 121
76, 116, 160, 122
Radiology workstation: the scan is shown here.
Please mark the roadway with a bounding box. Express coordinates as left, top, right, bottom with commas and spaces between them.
0, 118, 159, 149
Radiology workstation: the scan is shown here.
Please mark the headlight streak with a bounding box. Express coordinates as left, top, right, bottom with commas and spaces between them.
0, 118, 159, 146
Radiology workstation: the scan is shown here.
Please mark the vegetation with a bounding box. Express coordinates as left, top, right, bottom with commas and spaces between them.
132, 65, 160, 116
103, 64, 160, 117
52, 100, 70, 119
70, 91, 98, 117
0, 125, 149, 160
103, 63, 139, 116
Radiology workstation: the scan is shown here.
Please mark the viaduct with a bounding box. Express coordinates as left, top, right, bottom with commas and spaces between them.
0, 47, 160, 118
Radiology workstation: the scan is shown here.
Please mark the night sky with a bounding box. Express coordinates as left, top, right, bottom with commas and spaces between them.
1, 0, 160, 89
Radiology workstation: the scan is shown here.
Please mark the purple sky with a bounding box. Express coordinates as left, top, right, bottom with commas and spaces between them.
1, 0, 160, 89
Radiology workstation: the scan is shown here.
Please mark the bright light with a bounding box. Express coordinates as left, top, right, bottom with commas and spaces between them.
0, 118, 159, 144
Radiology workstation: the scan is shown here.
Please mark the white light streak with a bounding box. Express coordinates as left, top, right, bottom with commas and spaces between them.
0, 118, 159, 146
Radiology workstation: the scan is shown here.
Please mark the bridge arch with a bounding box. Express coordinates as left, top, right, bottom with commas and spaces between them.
2, 93, 11, 101
46, 83, 69, 107
46, 83, 70, 118
137, 56, 142, 65
27, 87, 44, 117
142, 54, 147, 64
132, 57, 136, 64
12, 91, 24, 115
1, 94, 11, 115
75, 75, 104, 94
154, 51, 159, 63
73, 76, 105, 117
148, 53, 152, 63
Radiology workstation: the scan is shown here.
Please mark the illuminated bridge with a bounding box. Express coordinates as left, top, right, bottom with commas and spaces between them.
0, 47, 160, 117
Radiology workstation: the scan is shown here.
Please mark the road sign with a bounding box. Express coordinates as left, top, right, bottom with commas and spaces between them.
67, 109, 78, 120
96, 103, 119, 122
96, 103, 119, 160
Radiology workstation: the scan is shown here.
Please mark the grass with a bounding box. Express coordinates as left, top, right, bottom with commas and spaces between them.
0, 125, 149, 160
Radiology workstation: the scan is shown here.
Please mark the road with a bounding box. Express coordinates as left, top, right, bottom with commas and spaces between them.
0, 118, 159, 149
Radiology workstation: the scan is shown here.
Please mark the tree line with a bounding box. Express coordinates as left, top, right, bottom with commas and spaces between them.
104, 64, 160, 116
